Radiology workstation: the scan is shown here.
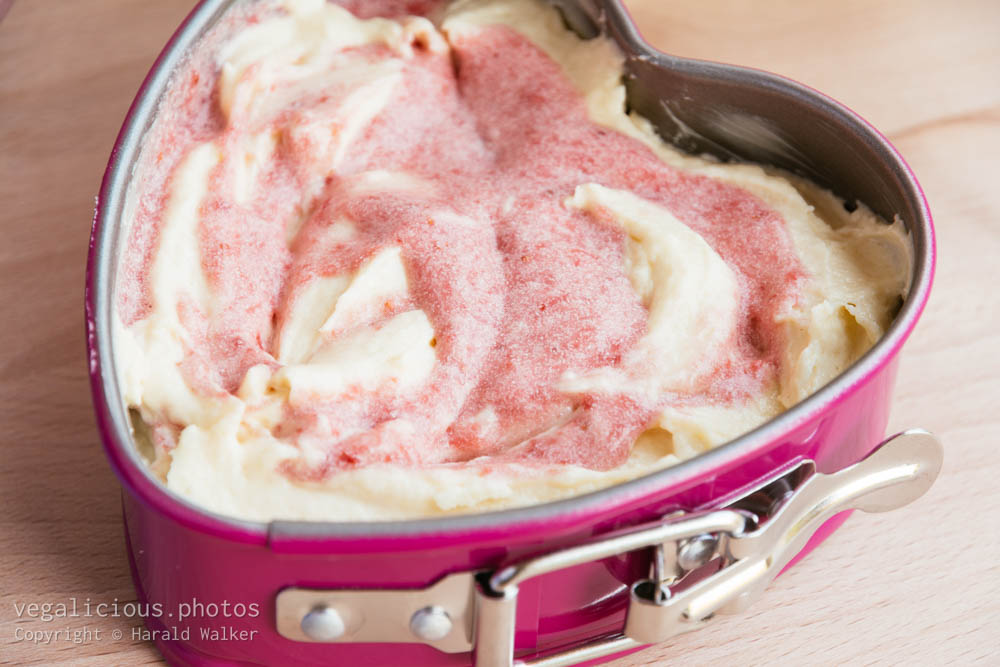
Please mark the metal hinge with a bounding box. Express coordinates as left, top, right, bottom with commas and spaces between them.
274, 429, 942, 666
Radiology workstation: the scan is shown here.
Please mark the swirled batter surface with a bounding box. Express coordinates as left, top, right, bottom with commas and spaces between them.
115, 0, 911, 520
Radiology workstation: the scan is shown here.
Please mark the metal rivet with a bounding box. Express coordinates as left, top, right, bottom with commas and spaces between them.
409, 606, 453, 641
301, 606, 346, 641
677, 533, 718, 571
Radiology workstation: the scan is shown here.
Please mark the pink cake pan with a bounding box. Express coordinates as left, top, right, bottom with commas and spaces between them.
86, 1, 942, 665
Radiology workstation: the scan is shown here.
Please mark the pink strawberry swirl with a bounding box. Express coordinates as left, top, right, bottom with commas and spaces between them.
119, 3, 805, 482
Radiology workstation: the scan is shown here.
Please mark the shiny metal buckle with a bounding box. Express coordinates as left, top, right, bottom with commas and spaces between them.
473, 429, 942, 667
273, 430, 941, 665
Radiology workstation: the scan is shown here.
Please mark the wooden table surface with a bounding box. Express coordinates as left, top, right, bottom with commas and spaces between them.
2, 1, 998, 665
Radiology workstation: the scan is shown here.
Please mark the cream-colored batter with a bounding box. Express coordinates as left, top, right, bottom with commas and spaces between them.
115, 0, 911, 521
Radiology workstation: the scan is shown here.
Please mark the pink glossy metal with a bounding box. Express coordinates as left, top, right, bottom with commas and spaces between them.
86, 1, 935, 665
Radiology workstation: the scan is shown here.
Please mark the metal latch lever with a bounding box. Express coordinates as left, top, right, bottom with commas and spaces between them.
475, 429, 943, 666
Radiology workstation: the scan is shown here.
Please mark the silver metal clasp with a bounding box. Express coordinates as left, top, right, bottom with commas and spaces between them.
276, 569, 477, 652
473, 429, 942, 667
272, 430, 941, 665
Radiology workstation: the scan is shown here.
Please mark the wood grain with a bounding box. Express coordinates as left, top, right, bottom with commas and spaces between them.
1, 1, 997, 665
